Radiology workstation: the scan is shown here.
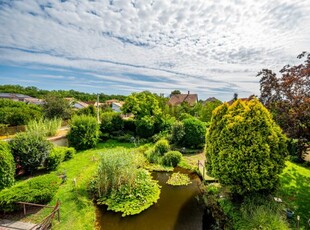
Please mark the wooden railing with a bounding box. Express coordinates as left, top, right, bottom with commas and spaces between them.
17, 200, 60, 230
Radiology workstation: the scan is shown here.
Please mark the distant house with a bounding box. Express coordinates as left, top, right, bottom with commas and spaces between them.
65, 98, 89, 109
0, 93, 44, 105
227, 95, 256, 105
112, 101, 124, 112
168, 91, 198, 106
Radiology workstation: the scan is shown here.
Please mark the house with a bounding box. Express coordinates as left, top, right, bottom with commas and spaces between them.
0, 93, 44, 105
227, 95, 256, 105
168, 91, 198, 106
65, 98, 89, 109
112, 101, 124, 112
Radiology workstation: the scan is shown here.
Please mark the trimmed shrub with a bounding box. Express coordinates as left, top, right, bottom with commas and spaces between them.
0, 174, 60, 212
154, 139, 170, 155
206, 99, 288, 195
182, 118, 206, 148
162, 151, 182, 167
45, 147, 65, 171
0, 142, 15, 190
9, 132, 52, 174
67, 115, 100, 150
63, 147, 76, 161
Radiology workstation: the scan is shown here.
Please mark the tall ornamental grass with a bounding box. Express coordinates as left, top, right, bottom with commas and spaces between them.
27, 118, 62, 137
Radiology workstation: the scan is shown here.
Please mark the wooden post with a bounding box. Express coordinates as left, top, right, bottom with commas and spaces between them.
23, 203, 26, 215
297, 215, 300, 230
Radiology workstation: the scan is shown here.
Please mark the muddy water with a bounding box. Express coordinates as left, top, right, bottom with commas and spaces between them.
95, 167, 204, 230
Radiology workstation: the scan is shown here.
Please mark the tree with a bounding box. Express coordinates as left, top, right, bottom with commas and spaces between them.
43, 94, 72, 119
257, 52, 310, 159
67, 115, 100, 150
0, 142, 15, 190
170, 90, 181, 96
205, 99, 287, 195
9, 132, 52, 174
182, 118, 206, 148
199, 99, 222, 122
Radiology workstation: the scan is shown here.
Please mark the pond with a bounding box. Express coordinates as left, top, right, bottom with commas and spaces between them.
95, 167, 206, 230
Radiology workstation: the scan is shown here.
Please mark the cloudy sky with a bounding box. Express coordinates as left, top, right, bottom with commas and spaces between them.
0, 0, 309, 101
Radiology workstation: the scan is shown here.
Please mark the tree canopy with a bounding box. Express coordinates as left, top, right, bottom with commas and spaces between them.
205, 99, 287, 195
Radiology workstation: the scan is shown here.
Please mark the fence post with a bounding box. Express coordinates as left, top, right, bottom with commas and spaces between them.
23, 203, 26, 215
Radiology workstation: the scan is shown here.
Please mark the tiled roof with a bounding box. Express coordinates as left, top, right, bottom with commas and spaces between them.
168, 93, 198, 106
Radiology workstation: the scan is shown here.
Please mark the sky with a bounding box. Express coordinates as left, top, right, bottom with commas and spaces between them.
0, 0, 309, 101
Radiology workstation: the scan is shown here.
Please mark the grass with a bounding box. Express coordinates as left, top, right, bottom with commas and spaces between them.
22, 140, 135, 229
278, 161, 310, 229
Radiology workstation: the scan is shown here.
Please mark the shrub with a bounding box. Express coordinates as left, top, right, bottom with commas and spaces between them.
135, 116, 155, 138
145, 148, 161, 164
0, 174, 60, 212
182, 118, 206, 148
123, 118, 136, 133
67, 115, 100, 150
154, 139, 170, 155
100, 112, 123, 134
27, 118, 62, 137
45, 147, 65, 171
63, 147, 76, 161
171, 121, 185, 145
9, 132, 52, 174
0, 142, 15, 190
162, 151, 182, 167
205, 99, 288, 195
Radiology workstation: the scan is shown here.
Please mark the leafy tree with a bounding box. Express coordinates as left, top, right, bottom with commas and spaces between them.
199, 99, 222, 122
122, 91, 162, 120
0, 142, 15, 190
171, 121, 185, 145
257, 52, 310, 159
9, 132, 52, 174
182, 118, 206, 148
205, 99, 288, 195
170, 90, 181, 96
135, 115, 155, 138
43, 95, 72, 119
67, 115, 100, 150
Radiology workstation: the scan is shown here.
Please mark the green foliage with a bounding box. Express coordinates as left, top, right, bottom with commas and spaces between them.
166, 172, 191, 186
45, 147, 66, 171
9, 132, 52, 174
171, 121, 185, 145
123, 118, 136, 133
43, 94, 72, 119
27, 118, 62, 137
135, 115, 155, 138
76, 105, 96, 117
0, 142, 15, 190
94, 148, 160, 216
154, 139, 170, 155
145, 148, 161, 164
182, 118, 206, 148
63, 147, 76, 161
0, 99, 42, 126
206, 99, 288, 195
67, 115, 100, 150
199, 100, 222, 122
0, 174, 60, 212
100, 112, 124, 134
162, 151, 182, 167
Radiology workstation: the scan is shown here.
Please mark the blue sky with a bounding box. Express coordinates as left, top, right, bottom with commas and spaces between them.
0, 0, 309, 101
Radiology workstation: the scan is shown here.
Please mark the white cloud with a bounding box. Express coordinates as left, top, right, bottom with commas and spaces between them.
0, 0, 309, 100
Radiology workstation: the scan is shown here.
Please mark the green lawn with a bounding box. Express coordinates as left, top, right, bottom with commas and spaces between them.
23, 140, 135, 229
278, 161, 310, 229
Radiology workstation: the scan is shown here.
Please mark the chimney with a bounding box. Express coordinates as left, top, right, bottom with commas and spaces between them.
188, 91, 190, 95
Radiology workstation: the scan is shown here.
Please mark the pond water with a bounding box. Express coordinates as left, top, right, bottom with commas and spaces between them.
95, 167, 205, 230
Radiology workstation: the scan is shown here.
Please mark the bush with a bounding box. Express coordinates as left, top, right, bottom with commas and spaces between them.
154, 139, 170, 155
123, 118, 136, 133
67, 115, 100, 150
206, 99, 288, 195
0, 174, 60, 212
171, 121, 185, 145
182, 118, 206, 148
9, 132, 52, 174
45, 147, 65, 171
162, 151, 182, 167
63, 147, 76, 161
0, 142, 15, 190
145, 148, 161, 164
135, 116, 155, 138
100, 112, 124, 134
